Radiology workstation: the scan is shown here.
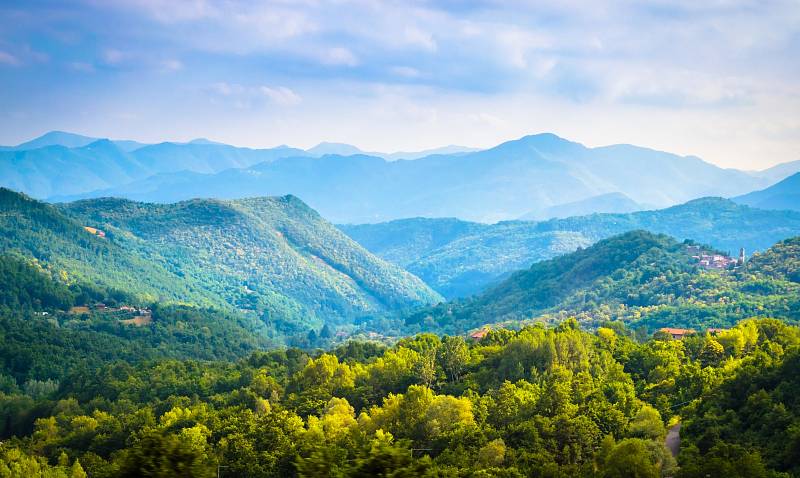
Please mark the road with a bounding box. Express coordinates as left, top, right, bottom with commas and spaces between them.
666, 423, 681, 458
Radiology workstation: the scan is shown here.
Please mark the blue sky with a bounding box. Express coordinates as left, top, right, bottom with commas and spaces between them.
0, 0, 798, 169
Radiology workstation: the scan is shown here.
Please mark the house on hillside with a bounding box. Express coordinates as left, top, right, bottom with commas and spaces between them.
707, 328, 728, 335
687, 245, 741, 270
659, 328, 695, 340
469, 328, 490, 341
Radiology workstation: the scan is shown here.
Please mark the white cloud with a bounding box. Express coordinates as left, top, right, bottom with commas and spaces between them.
260, 86, 302, 106
403, 26, 437, 51
467, 112, 507, 128
160, 59, 183, 72
322, 47, 359, 66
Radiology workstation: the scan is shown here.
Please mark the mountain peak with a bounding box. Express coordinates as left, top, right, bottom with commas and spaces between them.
80, 138, 124, 154
487, 132, 586, 158
306, 142, 364, 157
188, 138, 223, 145
13, 131, 99, 151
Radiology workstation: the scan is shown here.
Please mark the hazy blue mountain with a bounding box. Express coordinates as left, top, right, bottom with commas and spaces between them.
1, 130, 148, 152
1, 135, 304, 199
0, 140, 150, 199
10, 131, 99, 150
341, 198, 800, 298
734, 172, 800, 211
129, 141, 303, 175
383, 145, 479, 160
306, 142, 365, 157
305, 142, 477, 160
751, 159, 800, 183
68, 133, 770, 223
521, 192, 644, 220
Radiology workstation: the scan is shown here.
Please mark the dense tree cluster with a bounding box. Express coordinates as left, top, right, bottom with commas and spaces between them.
0, 318, 797, 477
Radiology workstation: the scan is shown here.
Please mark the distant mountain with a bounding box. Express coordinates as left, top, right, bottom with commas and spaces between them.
0, 140, 151, 199
383, 145, 479, 161
0, 137, 304, 199
69, 133, 769, 223
0, 188, 440, 338
751, 159, 800, 183
1, 130, 147, 152
521, 192, 644, 220
305, 142, 477, 160
10, 131, 99, 150
733, 172, 800, 212
406, 230, 800, 334
306, 142, 365, 157
341, 198, 800, 298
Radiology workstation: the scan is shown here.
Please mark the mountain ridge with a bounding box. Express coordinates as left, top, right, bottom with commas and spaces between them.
341, 197, 800, 298
53, 133, 772, 223
0, 187, 440, 340
733, 172, 800, 212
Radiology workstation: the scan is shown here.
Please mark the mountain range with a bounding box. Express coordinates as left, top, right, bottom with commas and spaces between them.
45, 133, 779, 223
734, 172, 800, 212
0, 188, 439, 339
519, 192, 646, 220
404, 230, 800, 335
3, 131, 798, 223
341, 197, 800, 298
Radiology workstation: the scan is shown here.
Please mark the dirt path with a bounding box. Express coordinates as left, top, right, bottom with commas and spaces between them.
666, 423, 681, 458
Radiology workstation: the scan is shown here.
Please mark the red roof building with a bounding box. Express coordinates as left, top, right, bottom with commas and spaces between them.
469, 329, 490, 341
659, 328, 695, 340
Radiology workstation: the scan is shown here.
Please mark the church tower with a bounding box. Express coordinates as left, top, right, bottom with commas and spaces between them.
739, 247, 746, 265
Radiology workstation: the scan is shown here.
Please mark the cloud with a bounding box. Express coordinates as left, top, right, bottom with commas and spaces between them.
391, 66, 421, 78
321, 47, 358, 66
208, 82, 301, 108
102, 48, 126, 65
160, 59, 183, 72
260, 86, 302, 106
0, 51, 20, 66
403, 26, 437, 51
1, 0, 799, 168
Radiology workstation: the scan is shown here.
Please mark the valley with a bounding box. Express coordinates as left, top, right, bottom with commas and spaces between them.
1, 136, 799, 478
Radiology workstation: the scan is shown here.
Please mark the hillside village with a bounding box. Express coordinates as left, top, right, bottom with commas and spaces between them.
686, 244, 744, 270
69, 303, 152, 326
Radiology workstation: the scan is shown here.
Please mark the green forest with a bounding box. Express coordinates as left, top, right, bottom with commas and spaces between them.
0, 188, 439, 344
403, 232, 800, 336
2, 188, 800, 476
1, 318, 798, 477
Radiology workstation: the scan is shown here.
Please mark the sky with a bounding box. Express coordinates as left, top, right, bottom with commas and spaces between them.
0, 0, 798, 170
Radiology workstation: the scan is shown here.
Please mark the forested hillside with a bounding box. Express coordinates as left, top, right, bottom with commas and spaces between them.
342, 198, 800, 298
0, 188, 440, 342
402, 231, 800, 335
0, 318, 797, 477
